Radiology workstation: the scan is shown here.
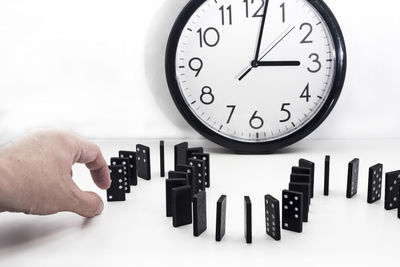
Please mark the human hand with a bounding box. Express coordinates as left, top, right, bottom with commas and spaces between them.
0, 130, 111, 218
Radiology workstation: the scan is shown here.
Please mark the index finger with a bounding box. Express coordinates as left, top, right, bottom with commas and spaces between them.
74, 137, 111, 190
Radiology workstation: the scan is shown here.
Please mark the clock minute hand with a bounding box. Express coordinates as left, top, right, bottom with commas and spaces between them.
257, 61, 301, 66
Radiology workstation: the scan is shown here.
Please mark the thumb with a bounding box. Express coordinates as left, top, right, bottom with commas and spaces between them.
69, 189, 104, 218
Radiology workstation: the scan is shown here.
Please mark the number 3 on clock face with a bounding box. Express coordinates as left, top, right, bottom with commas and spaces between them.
166, 0, 347, 153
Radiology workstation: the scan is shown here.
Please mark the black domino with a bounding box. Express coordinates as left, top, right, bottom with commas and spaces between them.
172, 185, 193, 227
244, 196, 252, 244
168, 171, 188, 182
282, 190, 303, 233
193, 191, 207, 237
216, 195, 227, 242
160, 141, 165, 177
165, 178, 187, 217
110, 157, 130, 193
192, 153, 210, 188
385, 170, 400, 210
299, 159, 315, 198
119, 150, 137, 186
346, 158, 360, 198
107, 165, 126, 202
290, 173, 311, 205
292, 166, 311, 176
324, 156, 330, 196
289, 182, 310, 222
176, 164, 195, 196
174, 142, 188, 168
367, 164, 383, 204
188, 158, 206, 194
265, 195, 281, 241
186, 147, 204, 163
136, 144, 151, 180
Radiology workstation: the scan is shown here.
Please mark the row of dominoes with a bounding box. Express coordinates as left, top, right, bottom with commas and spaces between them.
346, 159, 400, 217
212, 158, 316, 243
210, 156, 400, 243
107, 144, 151, 201
166, 142, 210, 236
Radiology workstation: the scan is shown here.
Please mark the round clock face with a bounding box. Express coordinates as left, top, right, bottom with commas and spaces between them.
166, 0, 346, 152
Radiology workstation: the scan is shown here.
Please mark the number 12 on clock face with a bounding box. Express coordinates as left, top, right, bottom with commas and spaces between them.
166, 0, 346, 152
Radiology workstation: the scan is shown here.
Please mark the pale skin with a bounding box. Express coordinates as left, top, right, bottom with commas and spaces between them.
0, 130, 111, 218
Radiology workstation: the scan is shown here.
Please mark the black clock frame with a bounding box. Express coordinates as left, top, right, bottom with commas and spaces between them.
165, 0, 347, 154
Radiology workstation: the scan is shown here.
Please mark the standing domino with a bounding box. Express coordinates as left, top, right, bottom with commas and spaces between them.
346, 158, 360, 199
299, 159, 315, 198
110, 157, 130, 193
282, 190, 303, 233
216, 195, 227, 242
244, 196, 252, 244
367, 164, 383, 204
136, 144, 151, 180
160, 141, 165, 177
265, 195, 281, 241
107, 165, 126, 202
385, 171, 400, 210
324, 156, 330, 196
174, 142, 188, 168
119, 151, 137, 186
171, 185, 193, 227
193, 191, 207, 237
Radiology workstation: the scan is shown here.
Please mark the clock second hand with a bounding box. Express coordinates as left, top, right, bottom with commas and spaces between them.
237, 25, 296, 81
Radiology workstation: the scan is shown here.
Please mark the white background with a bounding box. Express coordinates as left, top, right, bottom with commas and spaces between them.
0, 0, 400, 142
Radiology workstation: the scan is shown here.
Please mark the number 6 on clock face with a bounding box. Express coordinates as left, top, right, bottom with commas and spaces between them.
166, 0, 346, 153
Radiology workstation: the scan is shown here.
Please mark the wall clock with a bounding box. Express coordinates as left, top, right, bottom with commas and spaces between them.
166, 0, 346, 153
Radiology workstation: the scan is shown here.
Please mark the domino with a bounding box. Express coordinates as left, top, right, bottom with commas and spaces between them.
193, 191, 207, 237
165, 178, 187, 217
244, 196, 252, 244
188, 158, 206, 194
110, 157, 130, 193
160, 141, 165, 177
172, 185, 193, 227
367, 164, 383, 204
216, 195, 227, 242
176, 164, 196, 196
385, 170, 400, 210
107, 165, 126, 202
191, 153, 210, 188
289, 182, 310, 222
290, 173, 311, 205
174, 142, 188, 168
346, 158, 360, 198
168, 171, 188, 182
324, 155, 330, 196
186, 147, 204, 163
136, 144, 151, 180
282, 190, 303, 233
397, 201, 400, 218
299, 159, 315, 198
119, 151, 137, 186
265, 195, 281, 241
292, 166, 312, 176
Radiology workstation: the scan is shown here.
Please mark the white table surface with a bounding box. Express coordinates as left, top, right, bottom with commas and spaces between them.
0, 139, 399, 267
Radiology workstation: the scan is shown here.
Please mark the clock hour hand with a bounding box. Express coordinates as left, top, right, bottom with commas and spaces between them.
257, 61, 301, 66
254, 0, 270, 62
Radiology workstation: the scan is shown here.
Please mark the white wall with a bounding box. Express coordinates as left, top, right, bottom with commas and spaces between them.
0, 0, 399, 142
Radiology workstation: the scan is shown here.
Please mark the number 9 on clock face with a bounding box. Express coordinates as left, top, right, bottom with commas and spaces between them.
166, 0, 346, 153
